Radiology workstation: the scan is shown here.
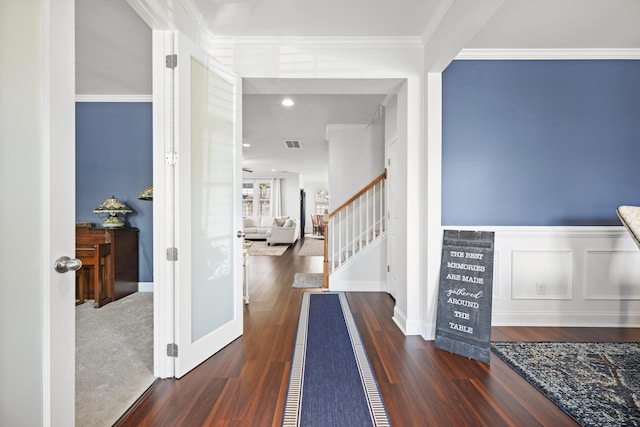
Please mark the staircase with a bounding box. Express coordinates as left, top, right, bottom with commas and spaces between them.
323, 170, 387, 288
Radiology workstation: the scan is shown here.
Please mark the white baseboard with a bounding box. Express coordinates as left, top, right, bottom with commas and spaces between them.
421, 321, 436, 341
391, 305, 423, 335
329, 280, 386, 292
418, 313, 640, 343
492, 311, 640, 327
138, 282, 154, 292
392, 306, 408, 334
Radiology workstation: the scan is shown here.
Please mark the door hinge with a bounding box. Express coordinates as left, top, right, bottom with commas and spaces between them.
166, 54, 177, 69
166, 247, 178, 261
387, 265, 390, 273
166, 151, 178, 165
167, 343, 178, 357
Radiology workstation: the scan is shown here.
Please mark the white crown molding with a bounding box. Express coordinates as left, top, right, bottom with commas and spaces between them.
456, 48, 640, 60
202, 35, 425, 50
75, 94, 153, 102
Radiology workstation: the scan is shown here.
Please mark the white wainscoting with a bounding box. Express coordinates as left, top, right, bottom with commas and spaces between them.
488, 227, 640, 327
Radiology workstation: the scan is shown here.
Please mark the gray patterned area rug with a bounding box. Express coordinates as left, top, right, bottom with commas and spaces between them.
491, 342, 640, 426
292, 272, 323, 288
298, 238, 324, 256
247, 241, 288, 256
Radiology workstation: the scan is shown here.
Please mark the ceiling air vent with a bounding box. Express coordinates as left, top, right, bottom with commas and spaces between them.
284, 140, 302, 149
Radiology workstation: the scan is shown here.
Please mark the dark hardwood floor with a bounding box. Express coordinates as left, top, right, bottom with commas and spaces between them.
116, 238, 640, 426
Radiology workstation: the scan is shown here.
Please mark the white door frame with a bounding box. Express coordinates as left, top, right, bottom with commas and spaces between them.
152, 30, 177, 378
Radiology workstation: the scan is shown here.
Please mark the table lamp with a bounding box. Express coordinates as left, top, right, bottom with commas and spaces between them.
138, 185, 153, 201
93, 195, 133, 228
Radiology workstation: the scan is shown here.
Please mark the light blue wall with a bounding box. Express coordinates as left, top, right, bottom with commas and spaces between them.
76, 102, 153, 282
442, 60, 640, 226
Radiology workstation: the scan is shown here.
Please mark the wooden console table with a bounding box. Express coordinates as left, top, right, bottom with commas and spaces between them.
76, 227, 139, 307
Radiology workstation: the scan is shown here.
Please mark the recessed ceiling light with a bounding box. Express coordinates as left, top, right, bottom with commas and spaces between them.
271, 168, 277, 172
243, 143, 251, 147
281, 98, 294, 107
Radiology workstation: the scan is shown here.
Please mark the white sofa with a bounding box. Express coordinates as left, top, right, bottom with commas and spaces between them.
267, 218, 300, 246
243, 216, 275, 240
243, 216, 300, 245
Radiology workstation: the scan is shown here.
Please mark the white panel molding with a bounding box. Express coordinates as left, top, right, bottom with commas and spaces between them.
75, 94, 153, 102
511, 249, 573, 300
456, 48, 640, 60
441, 226, 640, 327
492, 249, 500, 300
584, 250, 640, 300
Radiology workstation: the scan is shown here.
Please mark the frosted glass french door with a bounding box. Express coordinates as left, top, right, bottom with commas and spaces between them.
174, 32, 243, 378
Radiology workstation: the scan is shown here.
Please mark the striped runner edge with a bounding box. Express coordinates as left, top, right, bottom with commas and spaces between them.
282, 292, 309, 426
282, 292, 391, 427
338, 293, 391, 427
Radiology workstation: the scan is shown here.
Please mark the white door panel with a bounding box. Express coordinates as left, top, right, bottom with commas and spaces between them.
173, 32, 243, 378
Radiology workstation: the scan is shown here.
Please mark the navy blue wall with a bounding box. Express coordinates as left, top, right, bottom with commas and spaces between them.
76, 102, 153, 282
442, 60, 640, 226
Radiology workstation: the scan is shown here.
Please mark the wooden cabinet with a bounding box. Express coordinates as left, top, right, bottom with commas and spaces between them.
76, 227, 139, 307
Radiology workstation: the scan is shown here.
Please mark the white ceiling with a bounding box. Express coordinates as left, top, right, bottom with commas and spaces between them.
241, 79, 403, 183
184, 0, 640, 47
79, 0, 640, 185
193, 0, 445, 37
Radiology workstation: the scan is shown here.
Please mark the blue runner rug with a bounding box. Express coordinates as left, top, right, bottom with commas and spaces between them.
283, 292, 391, 427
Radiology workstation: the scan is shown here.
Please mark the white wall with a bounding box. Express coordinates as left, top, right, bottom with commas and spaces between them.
390, 82, 418, 334
76, 0, 151, 95
329, 237, 388, 292
281, 174, 301, 220
326, 123, 384, 209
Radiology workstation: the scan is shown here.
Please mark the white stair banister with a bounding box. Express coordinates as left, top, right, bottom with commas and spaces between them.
323, 170, 387, 287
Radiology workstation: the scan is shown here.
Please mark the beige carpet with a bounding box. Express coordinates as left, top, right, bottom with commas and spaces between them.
298, 238, 324, 256
76, 291, 154, 427
247, 241, 288, 256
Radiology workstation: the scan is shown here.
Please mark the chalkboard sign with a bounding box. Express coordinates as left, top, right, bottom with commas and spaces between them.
435, 230, 495, 364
